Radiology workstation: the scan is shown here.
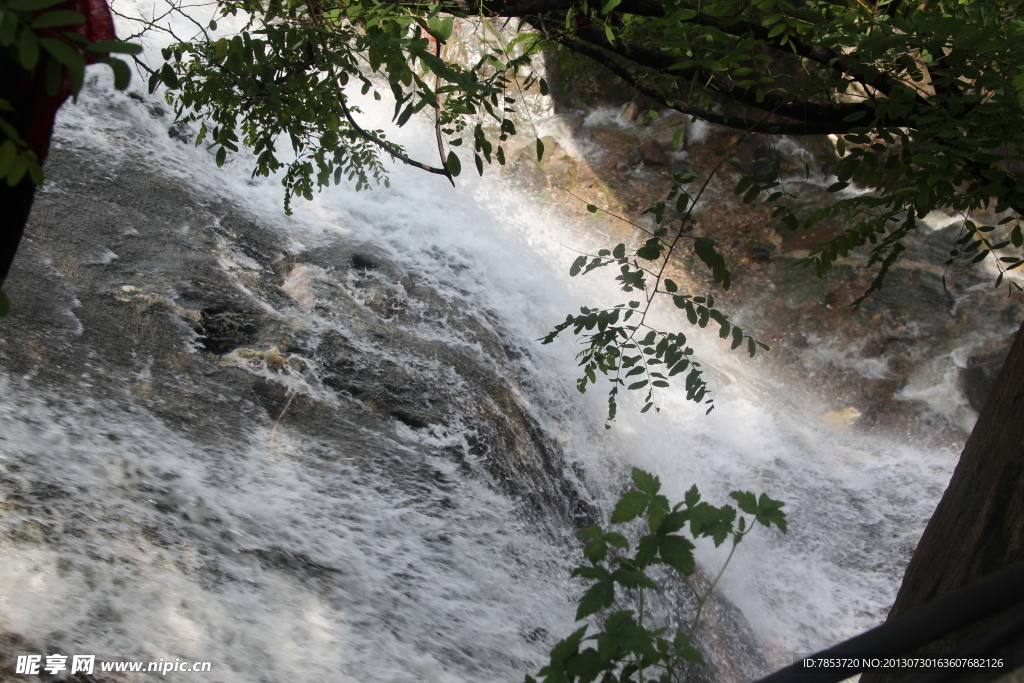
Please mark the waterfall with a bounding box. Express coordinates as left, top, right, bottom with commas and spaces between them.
0, 17, 975, 681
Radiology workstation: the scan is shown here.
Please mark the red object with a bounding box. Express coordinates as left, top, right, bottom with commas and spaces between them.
19, 0, 118, 162
73, 0, 117, 43
0, 0, 117, 282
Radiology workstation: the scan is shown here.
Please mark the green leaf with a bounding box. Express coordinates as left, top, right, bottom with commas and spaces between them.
6, 153, 27, 186
735, 175, 753, 196
755, 493, 788, 532
438, 16, 454, 41
573, 565, 611, 581
647, 494, 669, 532
576, 579, 615, 619
706, 506, 735, 547
599, 611, 648, 654
536, 137, 544, 162
658, 510, 687, 534
39, 37, 84, 70
160, 62, 180, 89
603, 532, 629, 549
31, 10, 85, 28
18, 28, 40, 70
674, 631, 704, 663
631, 468, 660, 495
611, 567, 657, 589
0, 288, 9, 317
730, 490, 758, 515
602, 0, 621, 13
103, 57, 131, 90
688, 502, 720, 535
547, 626, 588, 666
658, 535, 695, 575
702, 3, 734, 15
395, 104, 415, 127
0, 11, 17, 46
569, 255, 587, 277
0, 140, 15, 176
583, 539, 608, 563
446, 150, 461, 177
671, 128, 684, 150
611, 490, 649, 523
684, 484, 700, 507
1012, 225, 1023, 248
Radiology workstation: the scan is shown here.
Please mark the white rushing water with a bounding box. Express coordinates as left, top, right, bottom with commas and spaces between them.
0, 8, 969, 681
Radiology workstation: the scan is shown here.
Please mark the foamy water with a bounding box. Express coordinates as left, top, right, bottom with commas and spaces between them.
0, 7, 970, 681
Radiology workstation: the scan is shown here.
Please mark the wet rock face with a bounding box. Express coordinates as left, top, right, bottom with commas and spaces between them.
1, 139, 594, 531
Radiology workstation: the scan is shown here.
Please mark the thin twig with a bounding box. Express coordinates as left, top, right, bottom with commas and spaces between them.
269, 388, 298, 457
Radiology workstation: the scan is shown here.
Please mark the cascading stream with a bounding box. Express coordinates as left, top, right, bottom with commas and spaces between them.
0, 15, 978, 681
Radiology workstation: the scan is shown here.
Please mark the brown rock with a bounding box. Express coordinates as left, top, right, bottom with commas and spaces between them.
639, 139, 670, 166
281, 263, 315, 311
778, 220, 848, 253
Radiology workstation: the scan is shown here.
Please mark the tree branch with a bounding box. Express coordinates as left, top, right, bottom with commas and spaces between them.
476, 0, 915, 101
553, 33, 852, 135
338, 96, 455, 184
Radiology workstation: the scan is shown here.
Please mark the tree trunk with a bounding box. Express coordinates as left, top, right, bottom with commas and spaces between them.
862, 319, 1024, 682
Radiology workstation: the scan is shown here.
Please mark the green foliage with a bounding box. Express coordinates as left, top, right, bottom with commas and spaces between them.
150, 0, 549, 212
543, 166, 768, 421
0, 0, 141, 186
559, 0, 1023, 296
528, 467, 786, 683
0, 97, 41, 188
135, 0, 1023, 409
623, 0, 1024, 299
